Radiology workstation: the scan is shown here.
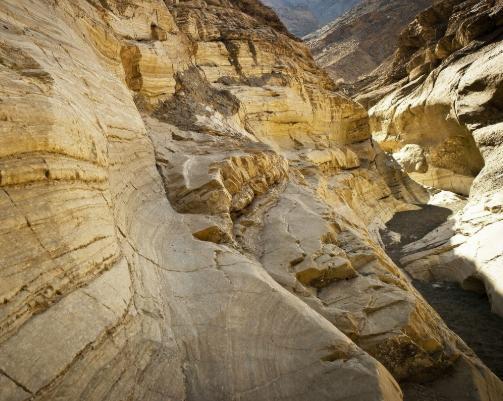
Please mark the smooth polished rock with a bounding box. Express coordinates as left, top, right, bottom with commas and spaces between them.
0, 1, 501, 400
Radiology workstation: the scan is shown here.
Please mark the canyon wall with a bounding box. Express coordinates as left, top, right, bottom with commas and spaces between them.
0, 1, 502, 401
365, 0, 503, 317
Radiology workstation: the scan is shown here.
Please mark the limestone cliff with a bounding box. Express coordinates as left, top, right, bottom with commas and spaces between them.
0, 1, 502, 401
364, 0, 503, 319
306, 0, 432, 82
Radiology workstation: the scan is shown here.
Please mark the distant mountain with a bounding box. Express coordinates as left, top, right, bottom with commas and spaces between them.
262, 0, 360, 36
305, 0, 432, 82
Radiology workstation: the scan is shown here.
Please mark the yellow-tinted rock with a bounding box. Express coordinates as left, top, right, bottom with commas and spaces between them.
0, 1, 501, 400
363, 0, 503, 321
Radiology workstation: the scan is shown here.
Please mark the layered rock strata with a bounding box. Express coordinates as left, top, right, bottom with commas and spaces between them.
0, 1, 502, 401
364, 0, 503, 318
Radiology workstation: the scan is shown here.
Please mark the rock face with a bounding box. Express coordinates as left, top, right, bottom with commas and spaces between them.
365, 0, 503, 317
262, 0, 360, 37
0, 1, 502, 401
306, 0, 432, 82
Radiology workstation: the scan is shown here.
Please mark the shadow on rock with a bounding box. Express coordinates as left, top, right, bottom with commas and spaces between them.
381, 204, 503, 382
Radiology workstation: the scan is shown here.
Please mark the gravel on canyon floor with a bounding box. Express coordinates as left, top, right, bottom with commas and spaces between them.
382, 204, 503, 383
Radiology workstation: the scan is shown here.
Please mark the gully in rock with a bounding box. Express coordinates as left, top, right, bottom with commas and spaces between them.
0, 1, 502, 401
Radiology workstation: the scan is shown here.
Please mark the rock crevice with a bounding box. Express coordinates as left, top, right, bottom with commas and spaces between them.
0, 1, 502, 401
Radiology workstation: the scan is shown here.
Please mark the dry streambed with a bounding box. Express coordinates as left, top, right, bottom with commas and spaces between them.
382, 199, 503, 382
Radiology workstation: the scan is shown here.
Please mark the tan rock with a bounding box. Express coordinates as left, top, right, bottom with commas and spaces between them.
0, 0, 501, 400
364, 0, 503, 319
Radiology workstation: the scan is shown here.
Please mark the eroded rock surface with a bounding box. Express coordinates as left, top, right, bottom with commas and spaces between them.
363, 0, 503, 319
0, 1, 502, 401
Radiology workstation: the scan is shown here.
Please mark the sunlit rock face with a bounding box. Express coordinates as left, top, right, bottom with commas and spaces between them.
362, 0, 503, 318
0, 1, 502, 401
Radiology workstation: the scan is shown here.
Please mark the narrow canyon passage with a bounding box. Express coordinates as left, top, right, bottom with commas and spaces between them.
1, 0, 501, 400
381, 200, 503, 382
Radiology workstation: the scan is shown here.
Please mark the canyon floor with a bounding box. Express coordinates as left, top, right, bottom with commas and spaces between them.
382, 197, 503, 383
0, 1, 502, 400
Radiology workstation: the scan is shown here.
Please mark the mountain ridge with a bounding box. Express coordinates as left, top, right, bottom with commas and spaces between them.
305, 0, 433, 82
0, 1, 502, 400
262, 0, 360, 36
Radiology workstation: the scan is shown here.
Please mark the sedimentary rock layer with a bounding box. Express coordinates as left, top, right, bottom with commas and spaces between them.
0, 1, 501, 400
365, 0, 503, 318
